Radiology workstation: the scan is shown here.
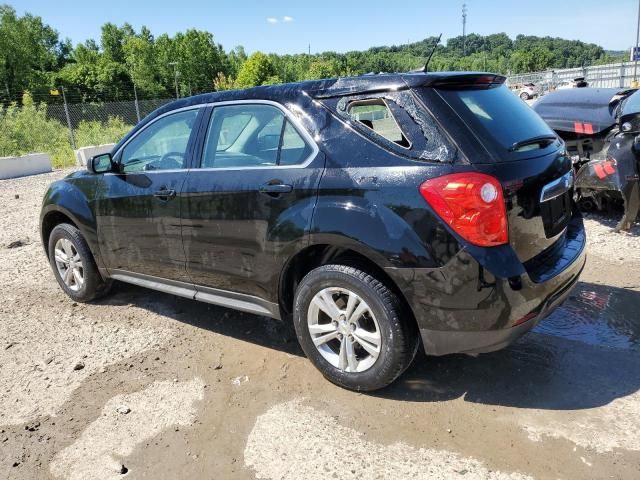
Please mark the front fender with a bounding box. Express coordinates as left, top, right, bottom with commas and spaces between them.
40, 177, 103, 268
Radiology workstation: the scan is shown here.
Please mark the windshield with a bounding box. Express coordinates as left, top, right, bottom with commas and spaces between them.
437, 84, 556, 153
621, 89, 640, 117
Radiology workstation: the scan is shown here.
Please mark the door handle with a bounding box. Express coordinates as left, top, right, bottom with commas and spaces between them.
153, 189, 176, 200
259, 183, 293, 196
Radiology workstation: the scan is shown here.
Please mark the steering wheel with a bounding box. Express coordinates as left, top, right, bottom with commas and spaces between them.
144, 151, 185, 171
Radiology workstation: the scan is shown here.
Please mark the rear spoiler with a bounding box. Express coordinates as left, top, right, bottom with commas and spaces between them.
420, 73, 506, 89
309, 72, 507, 99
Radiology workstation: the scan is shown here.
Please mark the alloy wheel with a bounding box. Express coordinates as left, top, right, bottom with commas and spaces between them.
54, 238, 84, 292
307, 287, 382, 373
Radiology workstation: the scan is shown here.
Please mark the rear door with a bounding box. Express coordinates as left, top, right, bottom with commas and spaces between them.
182, 101, 323, 301
96, 107, 203, 281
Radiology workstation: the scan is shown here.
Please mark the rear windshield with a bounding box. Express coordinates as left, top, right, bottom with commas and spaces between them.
437, 84, 556, 152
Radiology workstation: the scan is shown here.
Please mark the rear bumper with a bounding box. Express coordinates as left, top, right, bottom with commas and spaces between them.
418, 256, 582, 355
385, 216, 586, 356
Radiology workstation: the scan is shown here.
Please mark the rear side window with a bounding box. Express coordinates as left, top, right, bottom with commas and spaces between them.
201, 104, 313, 169
436, 85, 555, 152
347, 99, 410, 148
330, 91, 456, 163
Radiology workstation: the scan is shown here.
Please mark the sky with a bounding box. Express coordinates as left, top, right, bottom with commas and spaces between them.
13, 0, 640, 54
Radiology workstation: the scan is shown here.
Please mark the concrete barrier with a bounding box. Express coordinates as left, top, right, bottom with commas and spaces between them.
74, 143, 116, 166
0, 153, 52, 180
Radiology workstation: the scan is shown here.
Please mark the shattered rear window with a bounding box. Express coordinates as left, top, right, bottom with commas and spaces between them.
347, 99, 410, 148
333, 91, 456, 163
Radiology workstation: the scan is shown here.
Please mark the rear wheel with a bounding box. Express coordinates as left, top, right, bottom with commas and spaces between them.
519, 91, 530, 100
48, 224, 111, 302
293, 265, 418, 391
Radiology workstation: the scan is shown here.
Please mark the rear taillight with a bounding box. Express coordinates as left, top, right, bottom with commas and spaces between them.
419, 173, 508, 247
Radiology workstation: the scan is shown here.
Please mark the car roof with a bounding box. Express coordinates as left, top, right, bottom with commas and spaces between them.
151, 71, 505, 117
112, 71, 504, 155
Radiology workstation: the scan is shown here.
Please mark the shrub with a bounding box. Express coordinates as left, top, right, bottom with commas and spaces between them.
0, 93, 133, 168
75, 116, 132, 149
0, 93, 74, 168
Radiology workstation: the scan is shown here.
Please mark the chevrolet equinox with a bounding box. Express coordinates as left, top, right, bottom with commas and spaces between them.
40, 72, 586, 391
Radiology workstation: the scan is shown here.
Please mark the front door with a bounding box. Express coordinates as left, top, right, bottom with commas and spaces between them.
182, 102, 323, 301
95, 107, 203, 281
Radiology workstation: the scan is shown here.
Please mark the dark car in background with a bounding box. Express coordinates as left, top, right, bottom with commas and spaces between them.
40, 72, 586, 391
534, 87, 640, 231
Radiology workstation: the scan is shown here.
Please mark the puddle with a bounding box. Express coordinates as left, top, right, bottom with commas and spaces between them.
535, 283, 640, 351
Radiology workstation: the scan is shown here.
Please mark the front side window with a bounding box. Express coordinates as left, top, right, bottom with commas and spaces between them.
202, 104, 312, 169
120, 109, 198, 173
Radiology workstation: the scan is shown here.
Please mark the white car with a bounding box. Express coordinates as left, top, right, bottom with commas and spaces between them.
517, 83, 538, 100
556, 77, 589, 90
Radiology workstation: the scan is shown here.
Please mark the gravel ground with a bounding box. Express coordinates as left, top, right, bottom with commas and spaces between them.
1, 169, 639, 480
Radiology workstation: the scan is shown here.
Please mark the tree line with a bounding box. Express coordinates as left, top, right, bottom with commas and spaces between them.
0, 4, 627, 105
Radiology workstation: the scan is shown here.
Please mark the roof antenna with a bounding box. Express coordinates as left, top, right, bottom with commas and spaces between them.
423, 34, 442, 72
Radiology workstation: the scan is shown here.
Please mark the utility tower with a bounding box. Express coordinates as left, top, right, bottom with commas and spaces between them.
462, 4, 468, 56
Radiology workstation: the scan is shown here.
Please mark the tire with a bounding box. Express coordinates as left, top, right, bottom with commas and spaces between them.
48, 223, 112, 302
520, 91, 530, 100
293, 265, 418, 391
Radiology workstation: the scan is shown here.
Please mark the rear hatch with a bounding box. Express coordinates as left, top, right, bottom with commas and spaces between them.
413, 78, 574, 264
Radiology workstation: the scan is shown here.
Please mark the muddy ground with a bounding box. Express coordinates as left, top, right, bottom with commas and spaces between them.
1, 169, 639, 480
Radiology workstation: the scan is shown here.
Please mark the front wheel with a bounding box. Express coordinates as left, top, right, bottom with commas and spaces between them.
293, 265, 418, 391
520, 91, 530, 100
48, 223, 112, 302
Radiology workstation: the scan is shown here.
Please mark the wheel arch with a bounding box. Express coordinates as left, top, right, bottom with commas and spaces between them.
40, 203, 104, 271
40, 208, 80, 257
278, 243, 419, 339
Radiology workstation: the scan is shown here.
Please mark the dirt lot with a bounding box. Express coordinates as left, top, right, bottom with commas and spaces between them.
1, 169, 640, 480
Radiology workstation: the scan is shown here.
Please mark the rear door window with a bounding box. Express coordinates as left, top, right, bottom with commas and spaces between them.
201, 104, 314, 169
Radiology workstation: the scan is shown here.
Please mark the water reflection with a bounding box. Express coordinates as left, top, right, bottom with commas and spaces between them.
536, 282, 640, 351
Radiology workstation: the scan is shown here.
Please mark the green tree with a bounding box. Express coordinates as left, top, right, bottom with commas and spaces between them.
100, 22, 134, 63
54, 39, 131, 101
303, 59, 340, 80
213, 72, 235, 91
235, 52, 276, 88
509, 45, 554, 73
172, 29, 227, 95
123, 26, 165, 96
0, 5, 62, 101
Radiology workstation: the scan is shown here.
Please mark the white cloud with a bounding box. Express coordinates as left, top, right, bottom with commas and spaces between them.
266, 17, 278, 24
283, 16, 294, 22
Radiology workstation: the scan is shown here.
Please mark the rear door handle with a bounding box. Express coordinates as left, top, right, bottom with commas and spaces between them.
153, 189, 176, 200
259, 183, 293, 195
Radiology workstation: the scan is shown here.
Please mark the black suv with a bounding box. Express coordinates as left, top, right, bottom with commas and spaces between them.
40, 72, 586, 391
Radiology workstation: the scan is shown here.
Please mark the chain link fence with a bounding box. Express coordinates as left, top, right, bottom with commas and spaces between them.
46, 98, 174, 150
507, 61, 639, 92
1, 93, 176, 168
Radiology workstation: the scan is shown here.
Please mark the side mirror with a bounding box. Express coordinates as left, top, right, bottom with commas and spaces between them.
88, 153, 114, 174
